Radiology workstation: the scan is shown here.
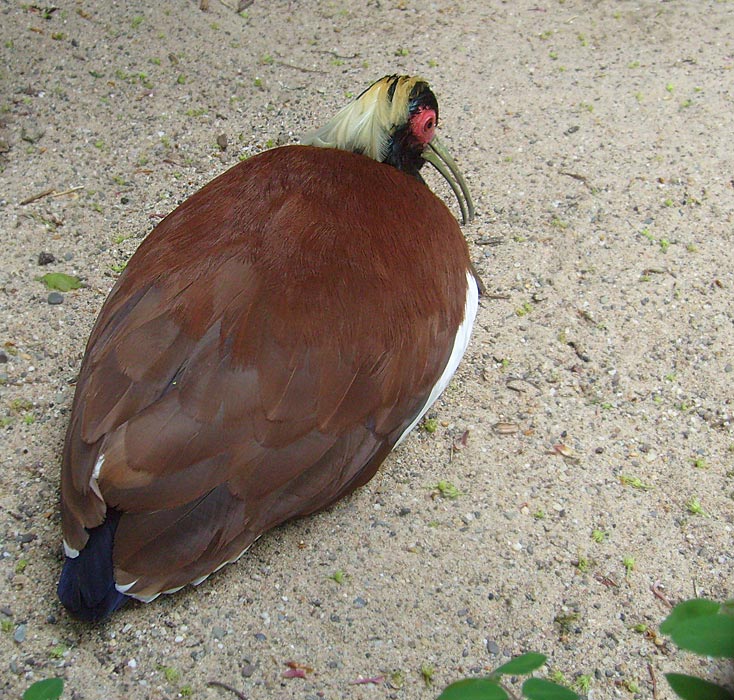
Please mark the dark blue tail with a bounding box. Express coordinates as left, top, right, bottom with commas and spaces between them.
57, 510, 129, 622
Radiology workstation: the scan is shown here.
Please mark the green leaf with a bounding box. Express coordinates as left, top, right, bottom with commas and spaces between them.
522, 678, 579, 700
23, 678, 64, 700
492, 653, 547, 676
37, 272, 82, 292
668, 615, 734, 658
437, 678, 508, 700
665, 673, 734, 700
660, 599, 721, 635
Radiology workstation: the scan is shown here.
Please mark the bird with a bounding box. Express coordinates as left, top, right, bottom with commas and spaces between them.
58, 74, 478, 621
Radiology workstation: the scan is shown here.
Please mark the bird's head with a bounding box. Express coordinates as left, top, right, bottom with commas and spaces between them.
301, 75, 474, 223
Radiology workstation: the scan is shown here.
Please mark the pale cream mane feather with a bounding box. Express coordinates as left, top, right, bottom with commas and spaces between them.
301, 76, 423, 162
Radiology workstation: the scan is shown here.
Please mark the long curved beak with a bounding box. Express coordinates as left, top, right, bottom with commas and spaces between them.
422, 135, 475, 225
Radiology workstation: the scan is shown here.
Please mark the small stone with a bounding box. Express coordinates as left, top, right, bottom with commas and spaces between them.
0, 353, 7, 363
486, 640, 500, 655
14, 624, 26, 643
19, 533, 36, 543
46, 614, 57, 624
48, 292, 64, 305
211, 626, 226, 639
353, 596, 367, 608
241, 663, 255, 678
217, 133, 228, 150
63, 252, 74, 261
37, 251, 55, 265
254, 632, 266, 641
121, 196, 130, 205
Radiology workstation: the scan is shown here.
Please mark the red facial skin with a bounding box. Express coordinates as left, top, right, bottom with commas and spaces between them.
411, 107, 437, 146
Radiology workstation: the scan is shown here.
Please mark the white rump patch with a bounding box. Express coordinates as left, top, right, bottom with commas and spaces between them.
395, 271, 478, 447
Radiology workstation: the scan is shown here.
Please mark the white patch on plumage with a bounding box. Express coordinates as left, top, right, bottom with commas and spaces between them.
61, 454, 106, 559
116, 538, 261, 601
301, 75, 420, 162
89, 452, 104, 501
395, 270, 478, 447
115, 579, 138, 594
63, 540, 80, 559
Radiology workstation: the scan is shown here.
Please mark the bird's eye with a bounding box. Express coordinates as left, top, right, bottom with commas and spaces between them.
411, 108, 437, 145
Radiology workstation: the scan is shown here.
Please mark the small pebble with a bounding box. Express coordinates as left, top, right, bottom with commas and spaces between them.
38, 251, 55, 265
486, 640, 500, 655
241, 663, 255, 678
14, 624, 26, 643
353, 596, 367, 608
48, 292, 64, 305
254, 632, 266, 641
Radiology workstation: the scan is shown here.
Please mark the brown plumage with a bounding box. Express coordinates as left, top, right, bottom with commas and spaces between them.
58, 76, 477, 619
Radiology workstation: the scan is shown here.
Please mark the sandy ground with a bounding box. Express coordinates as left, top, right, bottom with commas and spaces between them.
1, 1, 733, 698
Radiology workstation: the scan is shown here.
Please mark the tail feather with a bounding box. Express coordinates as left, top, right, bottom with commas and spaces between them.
57, 510, 129, 621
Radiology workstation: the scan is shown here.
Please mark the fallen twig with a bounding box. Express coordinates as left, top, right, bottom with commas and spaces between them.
207, 680, 248, 699
349, 676, 385, 685
274, 60, 326, 74
20, 188, 54, 205
648, 662, 659, 699
51, 185, 85, 198
651, 581, 673, 608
